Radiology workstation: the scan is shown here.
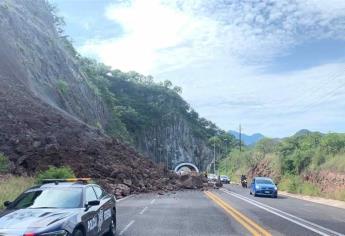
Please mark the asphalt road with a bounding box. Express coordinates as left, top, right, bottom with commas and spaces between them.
116, 185, 345, 236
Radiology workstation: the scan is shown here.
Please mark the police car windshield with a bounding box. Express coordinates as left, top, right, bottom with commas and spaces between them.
256, 179, 274, 185
11, 188, 83, 209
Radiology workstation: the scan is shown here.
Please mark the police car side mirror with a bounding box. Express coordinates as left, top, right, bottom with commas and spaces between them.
84, 200, 100, 211
4, 201, 11, 207
87, 200, 100, 206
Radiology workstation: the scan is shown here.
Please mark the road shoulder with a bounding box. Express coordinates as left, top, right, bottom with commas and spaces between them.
279, 191, 345, 210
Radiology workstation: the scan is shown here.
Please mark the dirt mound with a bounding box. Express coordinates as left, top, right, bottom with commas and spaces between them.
248, 157, 281, 181
303, 171, 345, 192
0, 86, 181, 197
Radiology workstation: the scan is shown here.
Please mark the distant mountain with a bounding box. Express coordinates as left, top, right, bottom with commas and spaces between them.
229, 130, 265, 145
293, 129, 312, 137
293, 129, 324, 137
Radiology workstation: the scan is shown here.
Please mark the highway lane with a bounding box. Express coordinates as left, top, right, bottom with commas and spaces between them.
116, 190, 250, 235
116, 187, 345, 236
222, 184, 345, 235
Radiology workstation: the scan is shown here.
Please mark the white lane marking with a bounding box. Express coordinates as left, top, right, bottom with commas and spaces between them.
221, 188, 344, 236
139, 206, 148, 215
119, 220, 135, 235
226, 189, 344, 236
150, 199, 156, 204
117, 195, 133, 202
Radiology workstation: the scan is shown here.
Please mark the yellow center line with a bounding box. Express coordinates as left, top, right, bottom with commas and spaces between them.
205, 191, 272, 236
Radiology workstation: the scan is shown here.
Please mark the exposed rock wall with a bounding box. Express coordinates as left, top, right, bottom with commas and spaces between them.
0, 0, 107, 126
135, 115, 212, 171
303, 171, 345, 192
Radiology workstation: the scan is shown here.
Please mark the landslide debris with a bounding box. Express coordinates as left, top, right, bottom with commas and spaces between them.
0, 0, 208, 198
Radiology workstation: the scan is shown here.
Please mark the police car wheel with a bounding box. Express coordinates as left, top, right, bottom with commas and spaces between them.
107, 214, 116, 236
72, 229, 84, 236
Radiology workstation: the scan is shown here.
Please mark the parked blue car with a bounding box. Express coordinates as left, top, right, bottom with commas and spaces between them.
250, 177, 278, 198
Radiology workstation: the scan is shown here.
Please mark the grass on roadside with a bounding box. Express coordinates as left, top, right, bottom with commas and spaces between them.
279, 175, 321, 197
326, 189, 345, 202
320, 154, 345, 172
0, 176, 35, 210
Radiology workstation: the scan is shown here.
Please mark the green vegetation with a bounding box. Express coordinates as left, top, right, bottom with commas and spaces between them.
36, 166, 75, 183
78, 57, 224, 146
0, 176, 35, 209
219, 132, 345, 201
277, 132, 345, 175
0, 153, 9, 173
57, 79, 69, 94
219, 149, 254, 182
279, 175, 320, 196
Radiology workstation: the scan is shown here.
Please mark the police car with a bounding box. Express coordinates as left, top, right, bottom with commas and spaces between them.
0, 178, 116, 236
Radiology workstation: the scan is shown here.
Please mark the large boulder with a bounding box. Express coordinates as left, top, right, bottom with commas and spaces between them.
177, 174, 205, 189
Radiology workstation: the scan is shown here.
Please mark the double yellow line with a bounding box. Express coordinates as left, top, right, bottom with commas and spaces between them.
205, 191, 271, 236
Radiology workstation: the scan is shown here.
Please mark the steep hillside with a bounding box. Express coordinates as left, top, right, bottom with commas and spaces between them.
0, 0, 217, 195
80, 59, 218, 170
0, 0, 180, 197
0, 0, 107, 126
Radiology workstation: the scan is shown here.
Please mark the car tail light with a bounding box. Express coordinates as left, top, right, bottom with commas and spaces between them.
24, 233, 36, 236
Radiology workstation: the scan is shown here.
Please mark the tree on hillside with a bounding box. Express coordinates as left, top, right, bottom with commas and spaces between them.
255, 138, 278, 157
321, 133, 345, 155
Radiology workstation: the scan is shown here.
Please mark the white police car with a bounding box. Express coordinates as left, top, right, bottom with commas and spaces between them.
0, 179, 116, 236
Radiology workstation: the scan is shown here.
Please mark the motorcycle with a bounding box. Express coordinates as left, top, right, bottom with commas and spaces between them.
241, 179, 247, 188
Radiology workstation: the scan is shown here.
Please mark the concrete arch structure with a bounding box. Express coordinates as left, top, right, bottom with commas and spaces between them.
174, 162, 200, 173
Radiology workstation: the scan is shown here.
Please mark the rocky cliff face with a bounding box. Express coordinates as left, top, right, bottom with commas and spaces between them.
135, 115, 212, 170
0, 0, 107, 126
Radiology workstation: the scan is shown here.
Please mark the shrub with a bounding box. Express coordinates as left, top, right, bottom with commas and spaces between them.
300, 182, 320, 196
279, 175, 320, 196
36, 166, 75, 183
57, 79, 69, 94
0, 153, 9, 173
280, 157, 296, 175
320, 154, 345, 172
279, 175, 301, 193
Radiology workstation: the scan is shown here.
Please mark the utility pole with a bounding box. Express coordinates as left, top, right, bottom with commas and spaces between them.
239, 124, 242, 152
224, 138, 228, 174
213, 141, 216, 174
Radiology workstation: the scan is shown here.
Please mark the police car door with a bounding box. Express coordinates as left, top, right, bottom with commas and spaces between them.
84, 187, 101, 236
93, 186, 113, 235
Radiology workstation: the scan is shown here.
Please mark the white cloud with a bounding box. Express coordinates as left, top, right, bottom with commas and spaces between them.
79, 0, 345, 72
77, 0, 345, 136
80, 0, 220, 74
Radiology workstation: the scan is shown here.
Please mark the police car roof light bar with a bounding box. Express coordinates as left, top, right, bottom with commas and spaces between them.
42, 178, 92, 184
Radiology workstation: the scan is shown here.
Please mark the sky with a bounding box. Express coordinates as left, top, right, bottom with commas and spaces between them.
52, 0, 345, 138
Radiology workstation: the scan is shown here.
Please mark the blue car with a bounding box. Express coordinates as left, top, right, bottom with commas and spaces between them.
250, 177, 278, 198
0, 179, 117, 236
